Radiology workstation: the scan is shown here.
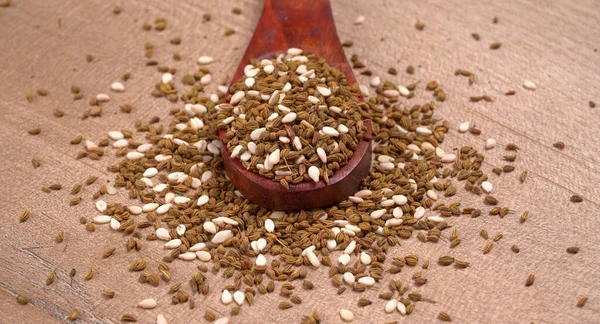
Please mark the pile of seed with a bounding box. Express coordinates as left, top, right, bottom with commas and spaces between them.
220, 48, 367, 187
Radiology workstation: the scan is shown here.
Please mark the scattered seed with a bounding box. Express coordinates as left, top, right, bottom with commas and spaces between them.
566, 247, 580, 254
67, 309, 78, 321
17, 295, 29, 305
490, 42, 502, 49
439, 311, 452, 322
415, 20, 425, 30
19, 209, 30, 223
511, 245, 520, 253
525, 274, 535, 286
523, 80, 537, 90
570, 195, 583, 203
577, 296, 588, 308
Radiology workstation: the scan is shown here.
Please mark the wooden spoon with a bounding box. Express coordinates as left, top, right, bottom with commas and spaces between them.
219, 0, 372, 211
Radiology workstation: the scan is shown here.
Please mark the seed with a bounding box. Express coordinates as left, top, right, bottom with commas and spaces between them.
570, 195, 583, 203
342, 40, 353, 47
523, 80, 537, 90
19, 209, 30, 223
566, 247, 580, 254
415, 20, 425, 30
502, 165, 515, 173
511, 245, 520, 253
354, 15, 366, 25
31, 158, 41, 168
589, 101, 596, 108
67, 309, 78, 321
28, 128, 41, 135
103, 290, 115, 298
483, 241, 493, 254
279, 301, 293, 309
121, 314, 137, 322
455, 260, 470, 268
505, 90, 516, 95
525, 274, 535, 286
358, 298, 371, 307
129, 259, 148, 271
85, 268, 94, 280
577, 296, 588, 308
438, 256, 455, 266
17, 295, 29, 305
484, 195, 498, 205
519, 171, 528, 183
520, 210, 529, 223
339, 309, 354, 322
439, 311, 452, 322
493, 233, 503, 242
490, 42, 502, 49
480, 230, 489, 240
472, 33, 480, 40
553, 141, 565, 149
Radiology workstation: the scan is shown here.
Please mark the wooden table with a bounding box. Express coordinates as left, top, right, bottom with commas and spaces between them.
1, 0, 599, 323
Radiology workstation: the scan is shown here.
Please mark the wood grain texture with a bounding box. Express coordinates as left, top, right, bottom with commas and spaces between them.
219, 0, 372, 210
1, 0, 599, 323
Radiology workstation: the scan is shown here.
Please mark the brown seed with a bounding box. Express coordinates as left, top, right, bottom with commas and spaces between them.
85, 175, 98, 185
225, 28, 235, 36
439, 311, 452, 322
493, 16, 499, 24
566, 246, 580, 254
406, 65, 415, 74
480, 229, 489, 240
511, 245, 520, 253
302, 280, 314, 290
37, 88, 48, 96
46, 272, 55, 285
484, 195, 498, 205
492, 233, 503, 242
19, 209, 30, 223
232, 7, 242, 14
570, 195, 583, 203
438, 256, 455, 266
31, 158, 41, 168
490, 42, 502, 49
103, 247, 116, 258
358, 298, 372, 307
455, 260, 470, 268
279, 301, 293, 309
67, 309, 78, 321
472, 33, 480, 41
70, 268, 76, 278
121, 314, 137, 322
577, 296, 588, 308
415, 20, 425, 30
519, 171, 528, 183
483, 241, 493, 254
505, 90, 516, 96
525, 274, 535, 286
1, 0, 12, 7
103, 290, 115, 298
28, 128, 41, 135
86, 54, 93, 62
502, 165, 515, 173
388, 67, 397, 75
129, 259, 148, 271
506, 143, 520, 151
553, 141, 565, 149
589, 101, 596, 108
342, 40, 353, 47
69, 197, 81, 206
26, 92, 34, 103
520, 210, 529, 223
170, 37, 181, 45
291, 295, 302, 304
204, 309, 216, 322
17, 295, 29, 305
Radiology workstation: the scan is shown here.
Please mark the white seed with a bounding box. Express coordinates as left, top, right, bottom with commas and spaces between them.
426, 190, 438, 200
203, 221, 217, 234
414, 206, 425, 219
485, 138, 497, 149
355, 190, 372, 198
95, 200, 107, 212
385, 299, 398, 313
201, 170, 213, 182
137, 298, 157, 309
156, 203, 171, 215
110, 218, 120, 230
354, 15, 366, 24
196, 251, 212, 262
392, 195, 407, 205
345, 224, 361, 233
370, 209, 386, 219
322, 126, 339, 137
197, 195, 209, 206
370, 76, 381, 87
157, 314, 167, 324
96, 93, 110, 102
359, 84, 369, 96
348, 196, 363, 203
421, 142, 435, 151
360, 252, 372, 265
112, 139, 128, 148
197, 56, 214, 64
250, 128, 266, 141
245, 68, 260, 77
383, 89, 400, 98
161, 73, 173, 84
293, 136, 302, 150
137, 143, 153, 152
221, 290, 233, 305
344, 240, 356, 254
200, 74, 212, 85
215, 318, 228, 324
459, 121, 470, 133
156, 228, 171, 241
142, 203, 159, 212
257, 238, 267, 252
176, 224, 186, 236
128, 205, 142, 215
230, 91, 245, 105
110, 82, 125, 92
398, 86, 410, 97
143, 167, 158, 178
178, 252, 196, 261
358, 276, 375, 286
263, 64, 274, 74
287, 48, 303, 56
212, 230, 233, 244
233, 291, 245, 305
270, 211, 285, 219
427, 215, 445, 222
255, 253, 267, 266
397, 301, 407, 315
308, 166, 320, 182
265, 219, 275, 232
316, 86, 331, 97
380, 162, 394, 170
93, 215, 111, 224
230, 145, 244, 159
343, 272, 355, 285
393, 207, 403, 218
306, 251, 320, 267
482, 181, 493, 193
338, 253, 351, 265
416, 126, 432, 135
327, 239, 337, 250
317, 147, 327, 163
307, 95, 320, 104
107, 131, 124, 141
164, 239, 182, 249
269, 149, 281, 165
189, 242, 207, 252
340, 309, 354, 322
441, 153, 457, 163
222, 116, 234, 125
126, 152, 144, 160
245, 77, 255, 88
523, 80, 537, 90
337, 124, 349, 133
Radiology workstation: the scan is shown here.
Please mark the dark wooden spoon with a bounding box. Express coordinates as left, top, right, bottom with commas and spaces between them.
219, 0, 372, 211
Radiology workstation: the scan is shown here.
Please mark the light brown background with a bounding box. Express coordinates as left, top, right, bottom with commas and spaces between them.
1, 0, 599, 323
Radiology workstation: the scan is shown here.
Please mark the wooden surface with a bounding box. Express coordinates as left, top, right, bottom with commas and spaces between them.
1, 0, 599, 323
